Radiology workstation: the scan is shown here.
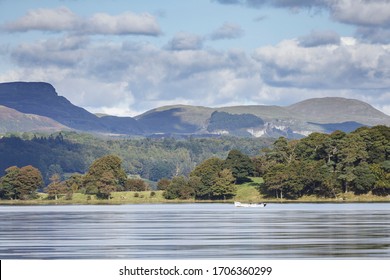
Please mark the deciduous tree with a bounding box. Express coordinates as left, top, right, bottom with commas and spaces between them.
0, 165, 43, 200
211, 169, 236, 200
83, 155, 127, 197
45, 174, 68, 200
125, 178, 149, 191
224, 149, 254, 183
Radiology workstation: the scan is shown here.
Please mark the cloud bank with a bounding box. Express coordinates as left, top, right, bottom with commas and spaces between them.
1, 2, 390, 116
215, 0, 390, 43
4, 31, 390, 115
4, 7, 162, 36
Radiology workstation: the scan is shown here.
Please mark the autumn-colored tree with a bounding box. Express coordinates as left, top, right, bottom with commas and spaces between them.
83, 155, 127, 198
0, 165, 43, 200
18, 165, 44, 199
63, 173, 84, 193
125, 178, 149, 191
45, 174, 68, 200
157, 178, 171, 190
96, 171, 117, 199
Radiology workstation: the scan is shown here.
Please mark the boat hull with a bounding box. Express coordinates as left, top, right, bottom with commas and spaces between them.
234, 202, 266, 208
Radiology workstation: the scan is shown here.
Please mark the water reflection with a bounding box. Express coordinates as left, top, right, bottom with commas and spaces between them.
0, 203, 389, 259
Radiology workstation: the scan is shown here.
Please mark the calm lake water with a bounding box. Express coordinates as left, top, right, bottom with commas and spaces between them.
0, 203, 389, 259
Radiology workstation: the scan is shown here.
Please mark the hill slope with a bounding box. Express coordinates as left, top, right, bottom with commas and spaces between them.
0, 105, 68, 133
287, 97, 390, 126
135, 105, 214, 134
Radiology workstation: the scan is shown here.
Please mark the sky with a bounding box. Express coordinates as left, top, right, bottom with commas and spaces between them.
1, 0, 390, 117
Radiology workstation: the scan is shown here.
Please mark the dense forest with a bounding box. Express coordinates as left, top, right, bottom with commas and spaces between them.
0, 132, 272, 184
0, 126, 389, 201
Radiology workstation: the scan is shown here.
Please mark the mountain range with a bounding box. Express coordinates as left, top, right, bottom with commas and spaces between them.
1, 81, 389, 138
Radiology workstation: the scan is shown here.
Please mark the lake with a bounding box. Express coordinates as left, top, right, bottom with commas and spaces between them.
0, 203, 389, 259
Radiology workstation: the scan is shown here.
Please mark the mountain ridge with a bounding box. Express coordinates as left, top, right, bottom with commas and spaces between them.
0, 82, 142, 135
135, 99, 390, 137
0, 81, 389, 138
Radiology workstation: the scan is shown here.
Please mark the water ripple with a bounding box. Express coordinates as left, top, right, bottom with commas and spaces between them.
0, 203, 389, 259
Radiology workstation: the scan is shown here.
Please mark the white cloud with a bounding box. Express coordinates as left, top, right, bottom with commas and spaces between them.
83, 12, 161, 36
3, 36, 263, 115
209, 22, 244, 40
4, 7, 80, 32
10, 36, 89, 67
329, 0, 390, 27
253, 37, 390, 90
3, 7, 162, 36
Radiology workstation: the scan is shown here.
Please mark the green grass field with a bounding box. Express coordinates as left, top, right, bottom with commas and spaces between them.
234, 177, 265, 203
0, 177, 389, 205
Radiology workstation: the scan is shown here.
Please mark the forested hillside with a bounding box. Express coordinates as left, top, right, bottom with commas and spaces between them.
0, 132, 272, 184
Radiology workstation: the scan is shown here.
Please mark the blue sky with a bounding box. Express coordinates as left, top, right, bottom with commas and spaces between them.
1, 0, 390, 116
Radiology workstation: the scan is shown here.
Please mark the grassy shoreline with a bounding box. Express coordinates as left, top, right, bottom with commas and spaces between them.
1, 185, 389, 205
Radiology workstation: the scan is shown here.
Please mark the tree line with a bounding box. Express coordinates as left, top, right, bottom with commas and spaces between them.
0, 154, 150, 200
0, 150, 254, 201
0, 125, 389, 201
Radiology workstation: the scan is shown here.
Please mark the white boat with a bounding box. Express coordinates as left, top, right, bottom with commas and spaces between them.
234, 201, 267, 208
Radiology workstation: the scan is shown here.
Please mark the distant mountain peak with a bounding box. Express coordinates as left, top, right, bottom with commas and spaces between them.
287, 97, 389, 126
0, 81, 58, 98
